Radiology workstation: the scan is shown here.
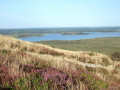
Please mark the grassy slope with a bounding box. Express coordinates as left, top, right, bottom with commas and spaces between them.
37, 37, 120, 55
0, 35, 120, 90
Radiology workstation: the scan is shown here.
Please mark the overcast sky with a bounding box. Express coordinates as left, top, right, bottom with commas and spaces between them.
0, 0, 120, 28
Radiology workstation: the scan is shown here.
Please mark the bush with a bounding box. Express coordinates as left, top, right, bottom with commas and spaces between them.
111, 52, 120, 61
15, 75, 49, 90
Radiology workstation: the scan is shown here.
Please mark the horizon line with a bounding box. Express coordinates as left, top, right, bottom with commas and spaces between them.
0, 26, 120, 30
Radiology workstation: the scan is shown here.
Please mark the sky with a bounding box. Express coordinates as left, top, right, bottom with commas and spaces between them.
0, 0, 120, 28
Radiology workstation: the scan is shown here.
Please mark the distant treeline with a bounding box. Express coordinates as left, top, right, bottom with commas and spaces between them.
0, 27, 120, 38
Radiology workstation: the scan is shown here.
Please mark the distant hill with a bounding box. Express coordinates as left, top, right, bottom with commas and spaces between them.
0, 27, 120, 38
0, 35, 120, 90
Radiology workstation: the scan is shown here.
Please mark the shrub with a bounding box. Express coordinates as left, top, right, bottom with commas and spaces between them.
15, 75, 49, 90
111, 52, 120, 61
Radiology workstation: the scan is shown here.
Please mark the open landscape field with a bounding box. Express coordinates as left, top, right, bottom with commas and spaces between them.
0, 35, 120, 90
1, 0, 120, 89
0, 27, 120, 38
37, 37, 120, 55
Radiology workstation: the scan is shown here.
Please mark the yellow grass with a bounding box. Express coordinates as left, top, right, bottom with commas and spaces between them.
0, 35, 120, 85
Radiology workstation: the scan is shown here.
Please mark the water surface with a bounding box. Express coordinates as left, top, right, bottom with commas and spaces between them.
20, 32, 120, 41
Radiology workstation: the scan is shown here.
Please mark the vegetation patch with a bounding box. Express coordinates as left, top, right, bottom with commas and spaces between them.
111, 52, 120, 61
38, 37, 120, 55
0, 35, 120, 90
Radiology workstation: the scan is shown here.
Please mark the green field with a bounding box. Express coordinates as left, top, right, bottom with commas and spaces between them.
37, 37, 120, 55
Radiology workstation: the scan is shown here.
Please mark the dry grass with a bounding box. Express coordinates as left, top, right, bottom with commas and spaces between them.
0, 35, 113, 66
0, 35, 120, 89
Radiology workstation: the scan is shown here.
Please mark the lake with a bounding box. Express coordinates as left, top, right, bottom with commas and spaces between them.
20, 32, 120, 41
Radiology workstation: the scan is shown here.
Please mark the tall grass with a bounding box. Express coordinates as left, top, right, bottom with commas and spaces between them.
0, 35, 120, 89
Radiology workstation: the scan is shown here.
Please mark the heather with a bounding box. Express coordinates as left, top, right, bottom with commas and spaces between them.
0, 35, 120, 90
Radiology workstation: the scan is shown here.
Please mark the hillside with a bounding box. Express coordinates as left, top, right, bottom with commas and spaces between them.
0, 35, 120, 90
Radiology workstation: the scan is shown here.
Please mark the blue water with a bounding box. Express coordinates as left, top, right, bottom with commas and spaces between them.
20, 32, 120, 41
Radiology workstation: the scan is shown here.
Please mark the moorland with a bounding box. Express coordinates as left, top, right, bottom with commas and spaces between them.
0, 27, 120, 90
0, 35, 120, 90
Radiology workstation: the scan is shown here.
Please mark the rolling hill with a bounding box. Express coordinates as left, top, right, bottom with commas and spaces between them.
0, 35, 120, 90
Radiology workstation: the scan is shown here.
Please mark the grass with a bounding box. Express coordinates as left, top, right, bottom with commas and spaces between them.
37, 37, 120, 55
0, 35, 120, 90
